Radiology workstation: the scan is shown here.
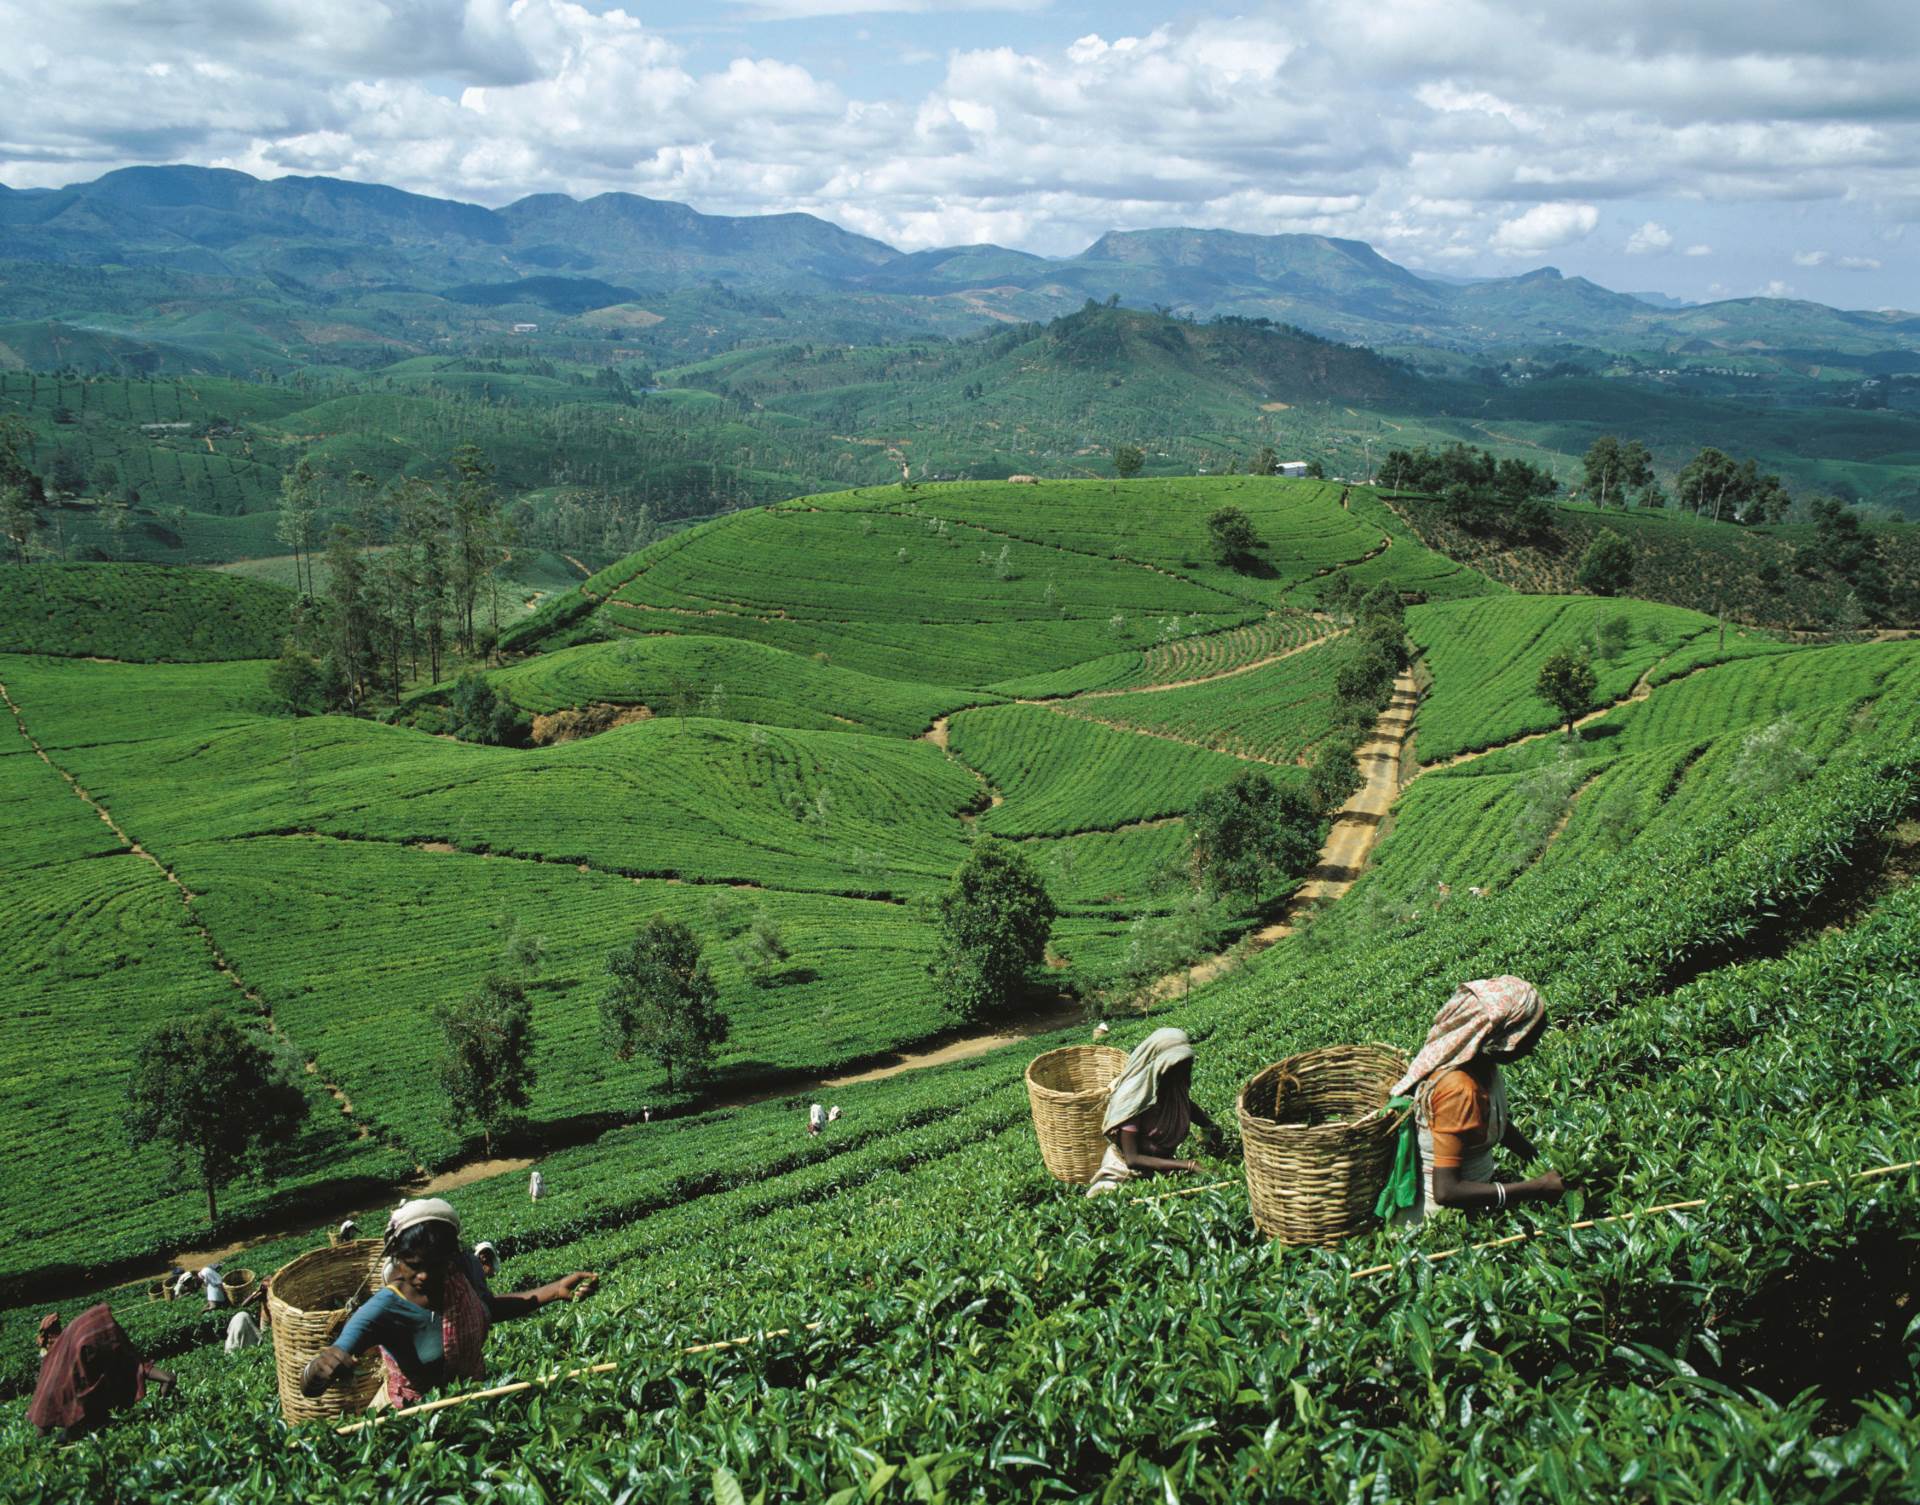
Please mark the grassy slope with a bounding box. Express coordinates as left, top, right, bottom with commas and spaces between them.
0, 563, 292, 660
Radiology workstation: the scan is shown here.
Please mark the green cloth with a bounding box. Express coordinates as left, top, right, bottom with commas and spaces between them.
1373, 1097, 1418, 1219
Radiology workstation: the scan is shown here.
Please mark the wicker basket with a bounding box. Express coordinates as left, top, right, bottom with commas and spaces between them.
1026, 1045, 1127, 1184
267, 1240, 387, 1422
222, 1268, 258, 1306
1237, 1044, 1410, 1246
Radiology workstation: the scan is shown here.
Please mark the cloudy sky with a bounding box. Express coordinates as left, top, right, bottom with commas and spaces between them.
4, 0, 1917, 306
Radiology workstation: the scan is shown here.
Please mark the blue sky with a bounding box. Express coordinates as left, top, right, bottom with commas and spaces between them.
3, 0, 1916, 308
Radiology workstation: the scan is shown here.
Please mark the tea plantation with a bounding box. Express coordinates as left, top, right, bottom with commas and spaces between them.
4, 474, 1919, 1501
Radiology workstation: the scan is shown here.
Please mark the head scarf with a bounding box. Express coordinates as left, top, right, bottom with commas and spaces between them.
37, 1313, 61, 1344
338, 1219, 357, 1238
1102, 1028, 1195, 1135
1392, 976, 1545, 1114
472, 1241, 497, 1267
385, 1198, 460, 1249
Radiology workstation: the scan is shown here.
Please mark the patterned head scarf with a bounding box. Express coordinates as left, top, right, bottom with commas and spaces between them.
1102, 1028, 1196, 1134
1391, 977, 1545, 1113
384, 1198, 460, 1249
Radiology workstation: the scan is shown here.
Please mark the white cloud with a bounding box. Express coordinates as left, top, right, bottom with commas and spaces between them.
1490, 202, 1598, 255
1793, 249, 1830, 266
1760, 279, 1794, 297
1625, 220, 1673, 254
0, 0, 1915, 298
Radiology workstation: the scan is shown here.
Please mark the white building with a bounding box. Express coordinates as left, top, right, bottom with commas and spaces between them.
512, 323, 539, 334
1276, 460, 1310, 478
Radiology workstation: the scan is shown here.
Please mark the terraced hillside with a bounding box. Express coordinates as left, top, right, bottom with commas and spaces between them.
0, 478, 1436, 1292
5, 483, 1920, 1501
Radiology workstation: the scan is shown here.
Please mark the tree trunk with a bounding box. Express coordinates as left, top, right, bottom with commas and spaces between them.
205, 1172, 219, 1228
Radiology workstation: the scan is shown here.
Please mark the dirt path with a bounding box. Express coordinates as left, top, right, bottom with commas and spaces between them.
561, 555, 592, 578
1158, 668, 1420, 993
1046, 629, 1342, 701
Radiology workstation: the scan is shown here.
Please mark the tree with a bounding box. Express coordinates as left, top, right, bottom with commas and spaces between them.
1306, 734, 1363, 815
266, 641, 326, 716
1575, 529, 1634, 596
932, 840, 1057, 1025
1250, 446, 1278, 477
602, 917, 729, 1092
1205, 505, 1261, 568
1112, 443, 1145, 483
1, 484, 36, 564
124, 1010, 307, 1226
448, 445, 501, 652
276, 459, 322, 597
1594, 612, 1632, 660
450, 670, 519, 745
323, 525, 375, 710
1304, 458, 1326, 480
1582, 436, 1651, 509
435, 976, 536, 1155
1185, 768, 1321, 897
1675, 447, 1743, 521
1535, 647, 1598, 734
731, 910, 791, 988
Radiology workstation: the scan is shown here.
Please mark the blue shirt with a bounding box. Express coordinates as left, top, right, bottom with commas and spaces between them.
332, 1251, 497, 1394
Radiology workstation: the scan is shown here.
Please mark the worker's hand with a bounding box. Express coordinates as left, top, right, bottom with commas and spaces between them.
550, 1271, 598, 1302
1532, 1170, 1567, 1198
300, 1346, 355, 1397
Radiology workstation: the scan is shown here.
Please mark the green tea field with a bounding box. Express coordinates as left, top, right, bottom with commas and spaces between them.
3, 474, 1918, 1502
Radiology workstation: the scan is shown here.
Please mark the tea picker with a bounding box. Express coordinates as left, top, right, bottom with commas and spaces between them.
1085, 1028, 1221, 1197
297, 1197, 596, 1410
1374, 976, 1568, 1223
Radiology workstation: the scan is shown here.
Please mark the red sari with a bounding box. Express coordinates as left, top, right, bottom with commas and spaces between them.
381, 1269, 492, 1408
26, 1305, 155, 1436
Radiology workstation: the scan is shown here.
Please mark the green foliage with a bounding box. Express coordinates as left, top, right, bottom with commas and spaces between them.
1204, 504, 1260, 567
1112, 443, 1144, 480
1575, 527, 1635, 595
123, 1009, 307, 1226
436, 975, 537, 1155
1536, 646, 1599, 733
932, 841, 1056, 1025
449, 670, 520, 745
0, 563, 292, 661
266, 642, 326, 716
1184, 767, 1320, 897
602, 918, 729, 1093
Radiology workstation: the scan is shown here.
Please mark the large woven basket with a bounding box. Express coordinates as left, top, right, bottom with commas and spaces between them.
222, 1268, 258, 1306
1237, 1044, 1409, 1246
1026, 1045, 1127, 1184
267, 1240, 386, 1422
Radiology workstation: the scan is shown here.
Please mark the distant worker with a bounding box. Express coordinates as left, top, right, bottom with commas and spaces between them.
28, 1308, 175, 1439
1086, 1028, 1219, 1197
1092, 1021, 1111, 1041
827, 1105, 842, 1124
808, 1103, 825, 1137
170, 1269, 195, 1301
224, 1308, 260, 1354
473, 1242, 500, 1282
642, 1106, 653, 1124
528, 1170, 545, 1203
197, 1265, 228, 1310
1386, 976, 1568, 1221
331, 1219, 359, 1246
299, 1198, 596, 1408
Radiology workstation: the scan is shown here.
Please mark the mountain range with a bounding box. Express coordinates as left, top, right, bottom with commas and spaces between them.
3, 165, 1919, 363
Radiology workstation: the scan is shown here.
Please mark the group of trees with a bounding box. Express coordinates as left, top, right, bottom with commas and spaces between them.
267, 445, 518, 716
1384, 443, 1559, 535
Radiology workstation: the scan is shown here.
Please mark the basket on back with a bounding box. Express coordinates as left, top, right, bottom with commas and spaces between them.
267, 1239, 386, 1422
1237, 1044, 1409, 1246
221, 1268, 258, 1306
1026, 1045, 1127, 1184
